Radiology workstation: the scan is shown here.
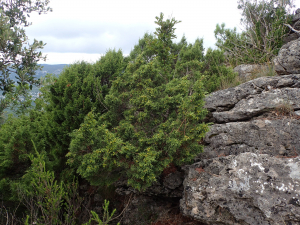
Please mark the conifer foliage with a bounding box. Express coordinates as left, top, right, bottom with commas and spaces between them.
67, 13, 209, 190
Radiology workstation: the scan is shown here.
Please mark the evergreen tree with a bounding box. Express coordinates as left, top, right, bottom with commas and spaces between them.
0, 110, 49, 201
0, 0, 52, 115
46, 51, 128, 172
67, 13, 210, 190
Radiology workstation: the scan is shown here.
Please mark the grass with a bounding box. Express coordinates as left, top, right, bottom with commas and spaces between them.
217, 63, 277, 91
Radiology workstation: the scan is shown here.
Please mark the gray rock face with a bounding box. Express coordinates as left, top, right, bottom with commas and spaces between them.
205, 74, 300, 123
181, 152, 300, 225
293, 13, 300, 22
283, 33, 299, 44
180, 74, 300, 224
294, 20, 300, 31
273, 39, 300, 75
233, 64, 269, 81
199, 119, 300, 161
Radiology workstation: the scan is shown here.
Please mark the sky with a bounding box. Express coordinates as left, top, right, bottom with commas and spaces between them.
25, 0, 300, 64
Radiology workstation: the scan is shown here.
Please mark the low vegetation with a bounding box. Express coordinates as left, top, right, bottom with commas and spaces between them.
0, 0, 295, 224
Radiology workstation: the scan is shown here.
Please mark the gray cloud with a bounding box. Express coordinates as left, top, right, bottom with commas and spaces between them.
26, 19, 155, 54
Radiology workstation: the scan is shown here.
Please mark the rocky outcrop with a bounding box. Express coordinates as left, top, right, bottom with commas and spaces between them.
181, 152, 300, 225
283, 9, 300, 44
115, 75, 300, 225
199, 118, 300, 161
273, 39, 300, 75
233, 64, 269, 81
205, 74, 300, 123
181, 74, 300, 224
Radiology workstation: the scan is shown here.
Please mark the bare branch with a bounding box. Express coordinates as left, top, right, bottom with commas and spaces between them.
284, 23, 300, 34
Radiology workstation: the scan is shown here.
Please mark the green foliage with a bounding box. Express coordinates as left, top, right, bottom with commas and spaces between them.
0, 112, 47, 178
83, 200, 119, 225
129, 32, 156, 62
46, 62, 101, 156
46, 53, 127, 172
203, 48, 238, 93
19, 147, 65, 225
215, 0, 294, 66
177, 38, 204, 63
15, 143, 84, 225
5, 83, 34, 115
0, 0, 52, 116
94, 49, 129, 98
0, 110, 49, 201
67, 13, 210, 190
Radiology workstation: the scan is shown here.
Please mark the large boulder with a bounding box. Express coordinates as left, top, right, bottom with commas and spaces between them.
293, 9, 300, 22
199, 118, 300, 161
233, 64, 269, 81
180, 152, 300, 225
205, 74, 300, 123
273, 39, 300, 75
180, 74, 300, 224
283, 33, 299, 44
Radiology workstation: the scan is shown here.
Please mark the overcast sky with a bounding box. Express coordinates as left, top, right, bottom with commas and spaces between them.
25, 0, 300, 64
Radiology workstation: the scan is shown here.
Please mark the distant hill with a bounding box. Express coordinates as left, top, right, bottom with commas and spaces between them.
0, 64, 69, 100
6, 64, 69, 82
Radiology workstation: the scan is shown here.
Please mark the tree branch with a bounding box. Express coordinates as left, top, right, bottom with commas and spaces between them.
284, 24, 300, 35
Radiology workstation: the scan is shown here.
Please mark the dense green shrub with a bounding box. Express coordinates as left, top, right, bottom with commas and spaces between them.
46, 53, 127, 161
46, 62, 100, 155
0, 110, 49, 201
203, 48, 238, 92
9, 144, 117, 225
215, 0, 294, 66
66, 13, 210, 190
129, 32, 156, 62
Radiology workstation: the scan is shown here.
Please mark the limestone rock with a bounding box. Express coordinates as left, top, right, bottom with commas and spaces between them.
181, 152, 300, 225
293, 13, 300, 22
233, 64, 269, 81
273, 39, 300, 75
294, 20, 300, 31
283, 33, 299, 44
204, 74, 300, 123
198, 119, 300, 161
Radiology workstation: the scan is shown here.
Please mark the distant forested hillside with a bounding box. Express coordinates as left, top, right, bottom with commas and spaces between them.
7, 64, 69, 82
0, 64, 69, 115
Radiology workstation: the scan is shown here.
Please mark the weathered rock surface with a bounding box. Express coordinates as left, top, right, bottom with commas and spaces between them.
205, 74, 300, 123
294, 20, 300, 31
198, 118, 300, 161
181, 152, 300, 225
180, 74, 300, 224
293, 11, 300, 22
233, 64, 269, 81
283, 33, 299, 44
273, 39, 300, 75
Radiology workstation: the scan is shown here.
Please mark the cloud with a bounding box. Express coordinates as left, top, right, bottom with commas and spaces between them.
26, 0, 287, 64
26, 19, 155, 54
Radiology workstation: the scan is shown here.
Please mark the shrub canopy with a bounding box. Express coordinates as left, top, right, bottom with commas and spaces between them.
67, 13, 210, 190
